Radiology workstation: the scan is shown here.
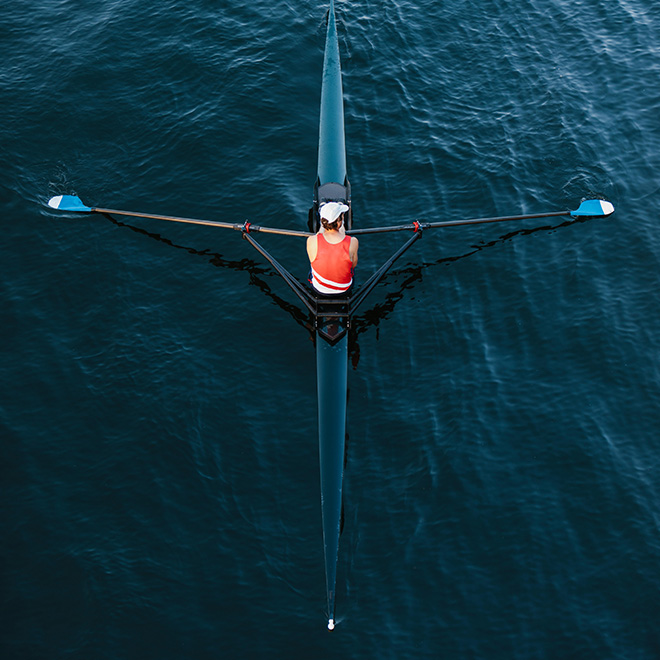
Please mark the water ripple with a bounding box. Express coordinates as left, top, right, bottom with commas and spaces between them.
3, 0, 660, 656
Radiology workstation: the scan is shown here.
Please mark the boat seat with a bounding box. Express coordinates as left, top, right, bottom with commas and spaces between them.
317, 182, 348, 203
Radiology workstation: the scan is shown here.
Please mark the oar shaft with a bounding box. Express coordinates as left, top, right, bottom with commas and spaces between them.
424, 210, 569, 230
92, 207, 312, 237
348, 210, 569, 235
92, 207, 241, 230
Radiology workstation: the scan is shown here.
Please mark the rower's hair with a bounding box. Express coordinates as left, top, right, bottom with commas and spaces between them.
321, 214, 343, 231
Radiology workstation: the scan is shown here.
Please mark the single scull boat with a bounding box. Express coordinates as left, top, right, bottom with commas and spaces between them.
46, 0, 615, 630
313, 0, 349, 631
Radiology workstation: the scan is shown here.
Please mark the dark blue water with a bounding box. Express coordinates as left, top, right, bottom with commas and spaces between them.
3, 0, 660, 657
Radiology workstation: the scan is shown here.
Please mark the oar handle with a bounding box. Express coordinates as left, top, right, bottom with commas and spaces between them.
347, 225, 415, 235
249, 226, 313, 238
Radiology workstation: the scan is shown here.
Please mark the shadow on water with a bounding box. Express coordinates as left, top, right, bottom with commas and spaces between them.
104, 212, 594, 364
349, 217, 589, 333
105, 212, 596, 547
346, 215, 595, 366
103, 212, 315, 331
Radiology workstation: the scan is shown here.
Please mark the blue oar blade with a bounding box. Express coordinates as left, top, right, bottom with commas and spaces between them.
47, 195, 93, 213
571, 199, 615, 217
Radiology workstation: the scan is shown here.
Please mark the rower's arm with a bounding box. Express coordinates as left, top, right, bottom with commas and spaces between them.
349, 236, 359, 267
306, 234, 318, 262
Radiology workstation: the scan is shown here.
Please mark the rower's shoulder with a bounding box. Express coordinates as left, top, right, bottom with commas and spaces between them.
306, 234, 317, 259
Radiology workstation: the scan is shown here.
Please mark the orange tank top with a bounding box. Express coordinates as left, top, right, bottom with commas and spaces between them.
310, 234, 353, 294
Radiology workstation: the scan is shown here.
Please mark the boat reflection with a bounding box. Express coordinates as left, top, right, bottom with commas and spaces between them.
103, 211, 586, 366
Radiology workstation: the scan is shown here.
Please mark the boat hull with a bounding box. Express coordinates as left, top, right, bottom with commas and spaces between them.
314, 0, 348, 629
316, 334, 347, 624
317, 1, 346, 187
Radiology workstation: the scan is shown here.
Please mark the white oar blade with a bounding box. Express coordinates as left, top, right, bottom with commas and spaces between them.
47, 195, 92, 213
571, 199, 615, 217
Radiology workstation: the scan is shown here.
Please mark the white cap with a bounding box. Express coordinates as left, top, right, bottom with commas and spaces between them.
319, 202, 349, 223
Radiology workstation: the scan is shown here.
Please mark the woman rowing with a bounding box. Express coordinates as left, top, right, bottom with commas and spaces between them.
307, 202, 359, 295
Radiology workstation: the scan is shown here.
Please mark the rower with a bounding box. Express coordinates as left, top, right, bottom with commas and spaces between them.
307, 202, 359, 295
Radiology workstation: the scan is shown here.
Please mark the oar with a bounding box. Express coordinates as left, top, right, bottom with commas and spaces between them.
47, 195, 312, 238
347, 199, 615, 235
